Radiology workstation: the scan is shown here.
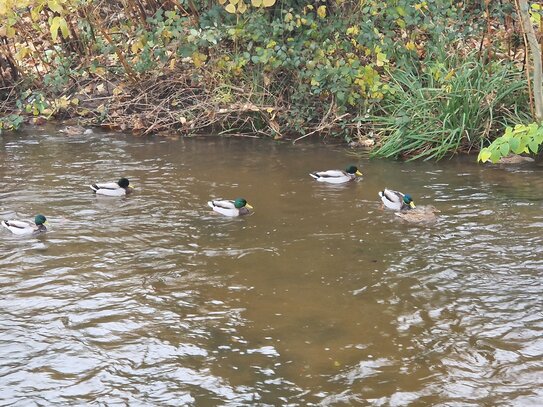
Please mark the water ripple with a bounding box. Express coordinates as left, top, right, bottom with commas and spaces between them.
0, 132, 542, 405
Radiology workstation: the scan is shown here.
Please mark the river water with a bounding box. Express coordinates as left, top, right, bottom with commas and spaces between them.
0, 129, 542, 406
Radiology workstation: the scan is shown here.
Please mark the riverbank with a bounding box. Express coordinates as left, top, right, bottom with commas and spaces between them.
0, 1, 534, 158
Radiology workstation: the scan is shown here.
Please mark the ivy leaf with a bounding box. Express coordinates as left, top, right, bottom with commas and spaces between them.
225, 3, 236, 13
499, 142, 510, 157
478, 148, 491, 163
509, 136, 521, 154
262, 0, 276, 6
489, 149, 501, 163
528, 139, 539, 153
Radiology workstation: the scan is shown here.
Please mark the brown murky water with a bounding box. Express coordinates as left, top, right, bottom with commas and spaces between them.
1, 129, 542, 405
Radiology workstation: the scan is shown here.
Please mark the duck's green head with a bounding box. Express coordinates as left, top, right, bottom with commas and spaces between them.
346, 165, 363, 176
234, 198, 253, 209
403, 194, 416, 208
118, 178, 130, 188
35, 214, 47, 225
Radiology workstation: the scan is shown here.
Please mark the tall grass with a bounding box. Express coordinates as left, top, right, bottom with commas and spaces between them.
367, 56, 530, 160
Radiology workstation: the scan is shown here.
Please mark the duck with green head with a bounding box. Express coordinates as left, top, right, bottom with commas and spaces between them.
1, 214, 48, 235
207, 198, 253, 217
309, 165, 363, 184
90, 178, 134, 196
379, 188, 416, 211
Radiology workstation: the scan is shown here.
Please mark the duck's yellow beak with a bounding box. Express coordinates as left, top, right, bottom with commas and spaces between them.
246, 204, 254, 209
44, 221, 49, 225
356, 170, 363, 176
410, 202, 416, 209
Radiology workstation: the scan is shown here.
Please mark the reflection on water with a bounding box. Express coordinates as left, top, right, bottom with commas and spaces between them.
1, 128, 542, 405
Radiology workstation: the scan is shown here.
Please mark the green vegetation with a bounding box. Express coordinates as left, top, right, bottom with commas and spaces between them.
0, 0, 541, 160
477, 123, 543, 163
368, 56, 530, 160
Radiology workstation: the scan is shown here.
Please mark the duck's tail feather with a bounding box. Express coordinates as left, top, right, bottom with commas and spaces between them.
90, 184, 99, 192
309, 172, 319, 179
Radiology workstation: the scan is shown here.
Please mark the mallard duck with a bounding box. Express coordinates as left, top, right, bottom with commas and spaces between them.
379, 188, 416, 211
90, 178, 134, 196
1, 214, 48, 235
309, 165, 363, 184
395, 205, 439, 224
207, 198, 253, 217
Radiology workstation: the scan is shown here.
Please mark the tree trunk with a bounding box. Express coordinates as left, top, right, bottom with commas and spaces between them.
517, 0, 543, 123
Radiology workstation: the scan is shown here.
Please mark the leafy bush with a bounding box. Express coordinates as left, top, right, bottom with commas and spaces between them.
0, 114, 24, 132
478, 123, 543, 163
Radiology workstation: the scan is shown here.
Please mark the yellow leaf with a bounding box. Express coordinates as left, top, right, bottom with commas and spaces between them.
169, 59, 176, 70
262, 0, 276, 6
238, 1, 247, 13
50, 16, 61, 41
284, 12, 293, 22
376, 51, 388, 67
192, 51, 207, 67
77, 108, 91, 117
346, 26, 359, 36
405, 41, 416, 51
71, 98, 79, 105
230, 0, 240, 5
15, 46, 31, 61
131, 38, 144, 54
54, 96, 70, 109
59, 17, 69, 39
251, 0, 262, 6
31, 5, 44, 21
218, 0, 227, 3
47, 0, 63, 14
225, 3, 236, 13
444, 69, 455, 81
317, 5, 326, 18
